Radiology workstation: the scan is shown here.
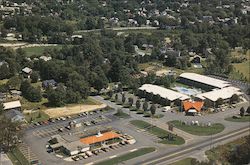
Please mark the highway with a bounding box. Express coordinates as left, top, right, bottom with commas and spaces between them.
141, 126, 250, 165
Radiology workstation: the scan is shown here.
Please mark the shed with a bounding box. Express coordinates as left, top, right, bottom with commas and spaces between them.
3, 100, 21, 111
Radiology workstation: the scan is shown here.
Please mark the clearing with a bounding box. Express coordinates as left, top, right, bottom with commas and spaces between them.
44, 103, 107, 118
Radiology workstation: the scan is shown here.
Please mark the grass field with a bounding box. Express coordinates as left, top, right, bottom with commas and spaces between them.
170, 158, 196, 165
25, 110, 50, 123
225, 115, 250, 122
168, 120, 225, 136
95, 147, 156, 165
7, 147, 29, 165
114, 109, 130, 118
22, 45, 63, 57
130, 120, 185, 145
0, 79, 8, 85
231, 50, 250, 82
21, 97, 48, 110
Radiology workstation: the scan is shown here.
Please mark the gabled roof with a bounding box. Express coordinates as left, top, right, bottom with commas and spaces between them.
179, 73, 231, 89
80, 131, 121, 145
139, 84, 190, 101
183, 101, 204, 112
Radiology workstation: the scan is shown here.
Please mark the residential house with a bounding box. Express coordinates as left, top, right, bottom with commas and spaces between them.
42, 79, 57, 88
22, 67, 32, 78
5, 109, 26, 122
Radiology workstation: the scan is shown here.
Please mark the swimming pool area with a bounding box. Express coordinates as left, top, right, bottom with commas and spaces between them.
172, 86, 202, 96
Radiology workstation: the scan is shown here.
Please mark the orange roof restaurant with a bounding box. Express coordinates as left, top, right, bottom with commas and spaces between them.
182, 100, 204, 115
80, 131, 121, 146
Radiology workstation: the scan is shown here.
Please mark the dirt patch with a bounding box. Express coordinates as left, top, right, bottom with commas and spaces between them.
44, 104, 107, 118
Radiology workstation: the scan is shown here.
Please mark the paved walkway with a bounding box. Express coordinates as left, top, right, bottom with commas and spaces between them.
0, 153, 13, 165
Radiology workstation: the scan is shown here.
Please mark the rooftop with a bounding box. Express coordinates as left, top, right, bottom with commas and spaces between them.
179, 73, 231, 89
139, 84, 190, 101
195, 86, 242, 102
182, 101, 204, 112
3, 100, 21, 110
80, 131, 121, 145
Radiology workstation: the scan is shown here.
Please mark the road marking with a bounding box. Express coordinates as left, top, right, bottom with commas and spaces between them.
130, 149, 138, 152
109, 155, 117, 158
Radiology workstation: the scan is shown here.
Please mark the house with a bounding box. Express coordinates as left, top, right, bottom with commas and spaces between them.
42, 79, 57, 88
4, 109, 26, 122
10, 90, 22, 96
182, 101, 204, 115
21, 67, 32, 78
39, 56, 52, 61
3, 100, 21, 111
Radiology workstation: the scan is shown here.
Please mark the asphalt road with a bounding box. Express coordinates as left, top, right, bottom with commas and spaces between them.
141, 126, 250, 165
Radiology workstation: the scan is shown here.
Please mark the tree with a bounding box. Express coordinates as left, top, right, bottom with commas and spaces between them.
246, 106, 250, 115
216, 98, 223, 107
143, 102, 148, 112
27, 87, 42, 102
150, 104, 156, 116
122, 93, 126, 104
240, 107, 245, 117
136, 100, 141, 110
0, 102, 3, 115
230, 94, 239, 104
7, 76, 21, 90
128, 97, 134, 107
0, 117, 22, 151
115, 93, 118, 101
47, 84, 66, 107
30, 71, 39, 83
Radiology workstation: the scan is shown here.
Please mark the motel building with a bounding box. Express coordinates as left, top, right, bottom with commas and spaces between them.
138, 73, 244, 109
49, 131, 135, 156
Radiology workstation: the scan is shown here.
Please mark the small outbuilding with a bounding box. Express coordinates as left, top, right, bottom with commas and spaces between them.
22, 67, 32, 78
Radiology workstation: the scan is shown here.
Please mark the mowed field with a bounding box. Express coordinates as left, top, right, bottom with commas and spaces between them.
44, 103, 107, 118
231, 50, 250, 82
22, 45, 63, 57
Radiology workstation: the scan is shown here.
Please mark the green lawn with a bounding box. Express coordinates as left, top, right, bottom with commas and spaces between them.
95, 147, 156, 165
25, 110, 50, 123
232, 61, 250, 82
168, 120, 225, 136
21, 97, 48, 110
22, 45, 63, 57
130, 120, 185, 145
82, 97, 102, 105
225, 115, 250, 122
170, 158, 196, 165
7, 147, 29, 165
114, 109, 130, 118
0, 79, 8, 85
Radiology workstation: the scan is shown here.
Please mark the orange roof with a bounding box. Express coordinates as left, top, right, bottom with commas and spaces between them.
80, 132, 121, 145
183, 101, 204, 112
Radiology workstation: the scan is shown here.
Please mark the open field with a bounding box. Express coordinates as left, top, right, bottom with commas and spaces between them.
22, 45, 63, 57
24, 110, 50, 123
231, 50, 250, 82
21, 97, 48, 110
225, 115, 250, 122
130, 120, 185, 145
7, 147, 29, 165
170, 158, 196, 165
44, 103, 107, 118
168, 120, 225, 136
95, 147, 156, 165
0, 79, 8, 85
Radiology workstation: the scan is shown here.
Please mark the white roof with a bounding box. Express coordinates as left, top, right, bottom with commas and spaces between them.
179, 73, 231, 89
3, 100, 21, 110
139, 84, 190, 101
195, 86, 242, 102
22, 67, 32, 74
